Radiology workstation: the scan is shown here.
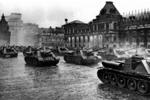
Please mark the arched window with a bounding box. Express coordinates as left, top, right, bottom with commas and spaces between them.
68, 37, 71, 43
72, 37, 75, 47
76, 37, 79, 43
85, 36, 88, 43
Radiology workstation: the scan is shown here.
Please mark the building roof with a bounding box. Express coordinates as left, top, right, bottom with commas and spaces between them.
62, 20, 88, 27
99, 1, 120, 15
69, 20, 85, 24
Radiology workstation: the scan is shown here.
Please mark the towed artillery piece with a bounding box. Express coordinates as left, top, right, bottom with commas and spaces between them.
97, 55, 150, 95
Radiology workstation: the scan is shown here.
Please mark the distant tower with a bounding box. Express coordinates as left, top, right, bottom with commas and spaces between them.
6, 13, 24, 45
0, 14, 11, 45
0, 13, 7, 24
2, 14, 5, 20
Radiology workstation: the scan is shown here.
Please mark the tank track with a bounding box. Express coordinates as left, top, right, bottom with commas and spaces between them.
97, 68, 150, 95
25, 57, 39, 66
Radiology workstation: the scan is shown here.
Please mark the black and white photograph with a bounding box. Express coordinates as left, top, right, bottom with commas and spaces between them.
1, 0, 150, 100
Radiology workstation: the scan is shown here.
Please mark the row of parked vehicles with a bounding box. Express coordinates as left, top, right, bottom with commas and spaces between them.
23, 47, 101, 66
2, 45, 150, 95
0, 46, 101, 66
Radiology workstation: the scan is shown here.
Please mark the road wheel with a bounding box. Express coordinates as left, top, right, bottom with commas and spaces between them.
29, 58, 32, 65
25, 57, 30, 65
110, 73, 117, 86
102, 72, 109, 84
127, 78, 137, 91
137, 81, 149, 95
33, 58, 38, 66
118, 75, 126, 88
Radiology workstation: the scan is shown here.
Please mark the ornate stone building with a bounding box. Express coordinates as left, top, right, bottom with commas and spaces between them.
89, 1, 121, 48
63, 1, 121, 49
63, 1, 150, 49
63, 20, 90, 49
0, 14, 11, 45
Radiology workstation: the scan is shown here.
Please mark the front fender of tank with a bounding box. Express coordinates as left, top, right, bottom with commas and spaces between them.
97, 68, 106, 82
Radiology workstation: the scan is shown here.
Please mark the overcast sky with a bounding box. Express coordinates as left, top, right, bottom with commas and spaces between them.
0, 0, 150, 28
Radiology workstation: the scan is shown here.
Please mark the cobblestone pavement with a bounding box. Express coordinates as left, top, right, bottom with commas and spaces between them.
0, 53, 150, 100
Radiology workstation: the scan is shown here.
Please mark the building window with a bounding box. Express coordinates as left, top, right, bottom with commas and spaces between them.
109, 22, 114, 30
80, 36, 83, 43
100, 9, 106, 15
76, 37, 79, 43
72, 37, 75, 46
95, 25, 97, 31
93, 25, 95, 31
85, 36, 88, 43
90, 36, 93, 42
72, 28, 74, 33
68, 37, 71, 43
109, 8, 116, 14
106, 23, 109, 30
114, 36, 116, 42
100, 23, 104, 30
96, 24, 98, 31
114, 23, 117, 30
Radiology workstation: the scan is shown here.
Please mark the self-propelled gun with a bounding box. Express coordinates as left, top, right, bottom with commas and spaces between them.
97, 55, 150, 95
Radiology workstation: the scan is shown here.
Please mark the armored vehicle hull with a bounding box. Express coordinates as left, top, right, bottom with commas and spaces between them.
25, 56, 59, 66
64, 50, 100, 65
97, 55, 150, 95
51, 47, 69, 56
24, 48, 59, 66
1, 53, 18, 58
0, 47, 18, 58
98, 48, 129, 61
